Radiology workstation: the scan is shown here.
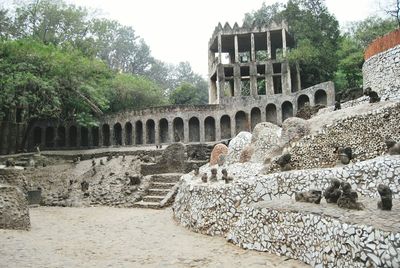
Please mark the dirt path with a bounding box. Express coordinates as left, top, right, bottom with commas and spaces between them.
0, 207, 308, 268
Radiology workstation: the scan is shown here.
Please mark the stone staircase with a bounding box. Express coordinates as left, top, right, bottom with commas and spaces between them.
133, 173, 182, 209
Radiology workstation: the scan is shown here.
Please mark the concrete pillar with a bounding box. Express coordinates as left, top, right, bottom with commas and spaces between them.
199, 118, 205, 143
231, 116, 236, 137
250, 63, 258, 97
282, 62, 291, 95
155, 121, 160, 145
296, 62, 302, 91
266, 62, 274, 95
183, 120, 189, 144
217, 64, 224, 103
98, 126, 103, 147
109, 127, 114, 146
277, 106, 283, 125
282, 29, 287, 57
169, 120, 175, 143
234, 64, 241, 97
267, 31, 271, 59
251, 33, 256, 62
215, 118, 221, 142
121, 126, 126, 146
234, 35, 239, 63
218, 34, 222, 64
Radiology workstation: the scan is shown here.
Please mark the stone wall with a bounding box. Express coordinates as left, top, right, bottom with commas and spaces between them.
0, 184, 30, 230
228, 200, 399, 268
173, 155, 400, 267
267, 101, 400, 173
363, 44, 400, 101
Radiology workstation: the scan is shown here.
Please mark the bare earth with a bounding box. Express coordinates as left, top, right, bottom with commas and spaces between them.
0, 207, 308, 268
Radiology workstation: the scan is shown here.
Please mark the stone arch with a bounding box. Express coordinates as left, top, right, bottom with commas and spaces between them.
33, 127, 42, 146
315, 89, 327, 105
125, 122, 132, 145
102, 124, 110, 146
69, 126, 78, 147
80, 127, 89, 147
204, 116, 216, 142
146, 119, 155, 144
266, 104, 277, 124
113, 123, 122, 146
173, 117, 184, 142
45, 127, 55, 148
91, 126, 99, 146
189, 117, 200, 142
250, 107, 261, 131
159, 119, 169, 143
220, 115, 231, 139
135, 121, 143, 145
282, 101, 293, 122
235, 111, 249, 134
57, 126, 66, 147
297, 94, 310, 109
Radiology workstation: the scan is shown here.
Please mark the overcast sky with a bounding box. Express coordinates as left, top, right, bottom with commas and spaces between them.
61, 0, 380, 77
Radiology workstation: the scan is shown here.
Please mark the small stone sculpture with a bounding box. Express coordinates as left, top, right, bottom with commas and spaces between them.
81, 180, 89, 192
295, 190, 322, 204
337, 182, 363, 210
210, 168, 218, 182
334, 101, 341, 111
129, 175, 141, 185
364, 87, 380, 103
277, 153, 292, 171
323, 179, 342, 203
201, 173, 208, 183
221, 169, 233, 184
192, 164, 199, 176
92, 160, 96, 166
73, 157, 80, 164
377, 184, 392, 210
92, 167, 97, 175
122, 155, 126, 162
36, 146, 41, 155
100, 159, 105, 165
337, 147, 352, 165
5, 158, 15, 167
385, 139, 400, 155
106, 155, 112, 161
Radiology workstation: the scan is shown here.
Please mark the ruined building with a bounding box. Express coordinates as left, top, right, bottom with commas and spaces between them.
0, 21, 335, 154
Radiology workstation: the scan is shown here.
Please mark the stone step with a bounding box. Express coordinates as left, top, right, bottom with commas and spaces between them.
150, 173, 182, 183
133, 201, 160, 209
151, 182, 176, 189
147, 188, 170, 196
142, 195, 165, 203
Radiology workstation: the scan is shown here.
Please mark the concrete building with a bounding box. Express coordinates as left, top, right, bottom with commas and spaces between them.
0, 21, 335, 154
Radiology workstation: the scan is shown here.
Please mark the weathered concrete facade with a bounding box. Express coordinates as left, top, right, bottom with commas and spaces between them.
208, 21, 301, 104
27, 82, 334, 151
1, 21, 335, 154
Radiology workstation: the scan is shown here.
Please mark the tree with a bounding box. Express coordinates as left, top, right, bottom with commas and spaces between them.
108, 73, 167, 112
169, 83, 207, 105
380, 0, 400, 27
245, 0, 340, 88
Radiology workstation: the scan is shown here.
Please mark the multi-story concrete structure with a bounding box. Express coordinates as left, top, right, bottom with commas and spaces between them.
0, 21, 335, 154
208, 21, 301, 105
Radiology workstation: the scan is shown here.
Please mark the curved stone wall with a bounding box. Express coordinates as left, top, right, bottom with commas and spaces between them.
267, 101, 400, 173
27, 82, 334, 151
363, 32, 400, 101
173, 155, 400, 267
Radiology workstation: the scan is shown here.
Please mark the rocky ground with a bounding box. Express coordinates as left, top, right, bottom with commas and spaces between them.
0, 207, 308, 268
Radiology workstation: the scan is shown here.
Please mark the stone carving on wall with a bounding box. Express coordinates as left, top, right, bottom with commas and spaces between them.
337, 182, 364, 210
295, 190, 322, 204
377, 184, 392, 210
323, 179, 342, 203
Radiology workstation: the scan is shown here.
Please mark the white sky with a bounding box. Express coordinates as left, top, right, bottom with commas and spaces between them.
50, 1, 382, 76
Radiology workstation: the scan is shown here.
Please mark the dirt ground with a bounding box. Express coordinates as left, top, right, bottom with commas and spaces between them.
0, 207, 309, 268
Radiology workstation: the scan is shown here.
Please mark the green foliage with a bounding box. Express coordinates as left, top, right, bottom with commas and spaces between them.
0, 39, 112, 125
108, 73, 167, 112
169, 82, 208, 105
334, 37, 364, 90
245, 0, 340, 88
346, 16, 398, 48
